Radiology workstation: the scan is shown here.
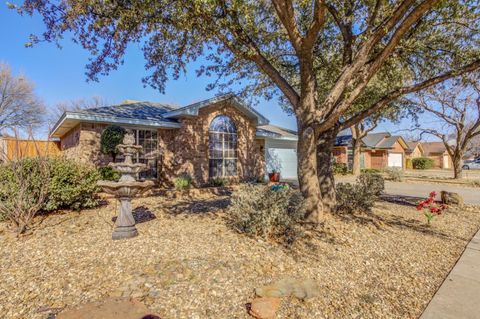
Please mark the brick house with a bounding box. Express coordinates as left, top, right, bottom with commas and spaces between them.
421, 142, 453, 169
333, 130, 408, 170
405, 141, 424, 159
50, 95, 298, 185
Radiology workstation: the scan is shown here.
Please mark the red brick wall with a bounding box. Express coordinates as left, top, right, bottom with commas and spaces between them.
157, 100, 262, 185
370, 150, 387, 169
333, 146, 348, 164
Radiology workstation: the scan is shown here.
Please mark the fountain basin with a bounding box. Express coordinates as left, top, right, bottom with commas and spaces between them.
98, 180, 154, 198
109, 163, 147, 175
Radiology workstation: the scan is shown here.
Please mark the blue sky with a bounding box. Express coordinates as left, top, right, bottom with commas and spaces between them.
1, 4, 422, 139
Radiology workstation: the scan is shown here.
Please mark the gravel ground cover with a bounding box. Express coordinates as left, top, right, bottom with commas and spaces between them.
1, 189, 479, 319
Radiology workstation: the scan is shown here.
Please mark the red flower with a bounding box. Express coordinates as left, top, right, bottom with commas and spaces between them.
429, 191, 437, 198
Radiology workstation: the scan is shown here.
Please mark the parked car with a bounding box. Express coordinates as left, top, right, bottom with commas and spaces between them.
462, 158, 480, 170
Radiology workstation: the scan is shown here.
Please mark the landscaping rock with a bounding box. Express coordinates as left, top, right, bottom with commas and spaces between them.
255, 277, 319, 300
56, 297, 159, 319
441, 191, 464, 206
248, 297, 281, 319
2, 193, 480, 318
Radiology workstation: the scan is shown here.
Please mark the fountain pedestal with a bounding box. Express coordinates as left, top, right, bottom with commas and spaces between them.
112, 197, 137, 240
97, 132, 154, 240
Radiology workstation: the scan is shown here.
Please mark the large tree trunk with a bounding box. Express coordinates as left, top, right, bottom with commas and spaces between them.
351, 137, 361, 176
317, 127, 339, 214
452, 153, 464, 179
297, 124, 324, 223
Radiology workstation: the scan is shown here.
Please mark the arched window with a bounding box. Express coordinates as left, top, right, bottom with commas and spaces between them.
209, 115, 237, 177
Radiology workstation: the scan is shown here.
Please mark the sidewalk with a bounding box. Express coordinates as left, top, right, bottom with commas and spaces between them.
421, 229, 480, 319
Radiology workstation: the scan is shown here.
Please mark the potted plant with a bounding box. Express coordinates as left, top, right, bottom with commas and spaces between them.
268, 169, 280, 183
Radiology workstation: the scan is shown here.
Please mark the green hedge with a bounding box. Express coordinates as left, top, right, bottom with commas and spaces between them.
98, 166, 121, 182
333, 162, 349, 175
412, 157, 434, 170
0, 157, 101, 213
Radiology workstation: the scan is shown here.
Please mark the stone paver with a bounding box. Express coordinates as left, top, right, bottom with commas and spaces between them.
421, 230, 480, 319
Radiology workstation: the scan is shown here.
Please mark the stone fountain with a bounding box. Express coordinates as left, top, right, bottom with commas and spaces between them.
98, 131, 154, 240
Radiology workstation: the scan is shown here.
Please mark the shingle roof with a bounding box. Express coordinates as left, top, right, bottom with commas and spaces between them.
76, 100, 179, 123
377, 136, 402, 149
256, 124, 298, 140
362, 132, 390, 148
422, 142, 447, 155
406, 141, 419, 152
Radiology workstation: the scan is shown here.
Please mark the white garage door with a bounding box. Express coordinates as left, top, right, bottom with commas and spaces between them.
265, 139, 298, 179
388, 153, 403, 168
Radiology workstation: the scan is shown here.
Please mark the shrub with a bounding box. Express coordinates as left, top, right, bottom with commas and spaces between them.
100, 125, 126, 161
336, 183, 376, 213
336, 174, 383, 213
0, 158, 50, 233
174, 174, 192, 190
98, 166, 121, 182
0, 157, 100, 233
43, 158, 100, 211
210, 177, 229, 187
361, 168, 381, 174
358, 173, 385, 195
333, 162, 349, 175
228, 184, 305, 245
412, 157, 434, 170
384, 167, 403, 182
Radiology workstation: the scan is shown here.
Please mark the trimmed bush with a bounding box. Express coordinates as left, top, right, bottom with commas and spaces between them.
336, 183, 376, 213
385, 167, 403, 182
333, 162, 349, 175
0, 157, 100, 232
228, 184, 305, 245
361, 168, 381, 174
0, 157, 100, 212
43, 158, 100, 211
98, 166, 121, 182
210, 177, 229, 187
412, 157, 434, 170
336, 174, 382, 213
100, 125, 126, 161
0, 158, 50, 231
358, 173, 385, 195
174, 173, 192, 190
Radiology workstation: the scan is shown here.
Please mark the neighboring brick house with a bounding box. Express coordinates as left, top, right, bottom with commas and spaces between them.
421, 142, 453, 169
333, 130, 408, 170
405, 141, 424, 159
50, 95, 297, 185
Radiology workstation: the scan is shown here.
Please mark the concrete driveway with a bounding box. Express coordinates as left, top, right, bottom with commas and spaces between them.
334, 176, 480, 205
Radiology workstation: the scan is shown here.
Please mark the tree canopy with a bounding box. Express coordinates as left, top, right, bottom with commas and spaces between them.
0, 63, 45, 133
15, 0, 479, 127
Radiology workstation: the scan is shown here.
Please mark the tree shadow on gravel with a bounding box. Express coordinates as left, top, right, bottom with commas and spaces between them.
111, 206, 157, 224
166, 197, 231, 216
379, 194, 424, 207
335, 203, 452, 240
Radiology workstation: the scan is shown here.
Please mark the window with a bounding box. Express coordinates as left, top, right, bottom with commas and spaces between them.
209, 115, 237, 177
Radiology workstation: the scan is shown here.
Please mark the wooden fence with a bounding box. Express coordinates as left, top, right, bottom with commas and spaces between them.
0, 137, 61, 162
